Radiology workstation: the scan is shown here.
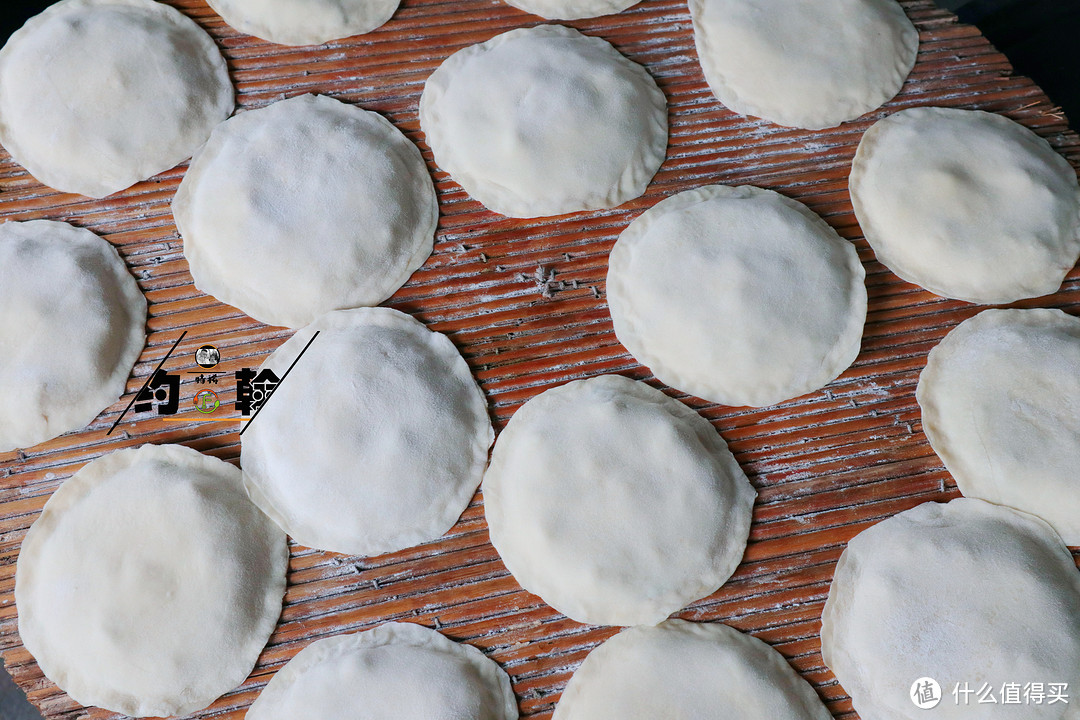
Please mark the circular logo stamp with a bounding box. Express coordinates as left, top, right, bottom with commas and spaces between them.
195, 344, 220, 369
911, 677, 942, 709
193, 389, 220, 415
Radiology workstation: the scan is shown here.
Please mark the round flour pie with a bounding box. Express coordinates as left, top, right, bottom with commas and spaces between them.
207, 0, 398, 45
247, 623, 517, 720
241, 307, 493, 556
500, 0, 639, 20
174, 93, 437, 328
419, 24, 667, 218
483, 375, 755, 626
608, 185, 866, 408
0, 220, 145, 453
688, 0, 917, 129
554, 620, 831, 720
850, 107, 1080, 303
918, 308, 1080, 545
15, 444, 288, 717
0, 0, 233, 198
821, 498, 1080, 720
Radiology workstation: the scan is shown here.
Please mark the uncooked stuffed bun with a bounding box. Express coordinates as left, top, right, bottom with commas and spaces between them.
483, 375, 754, 626
850, 107, 1080, 303
0, 220, 145, 452
918, 308, 1080, 545
554, 620, 831, 720
607, 185, 866, 408
16, 444, 288, 717
174, 94, 437, 328
688, 0, 917, 129
247, 623, 517, 720
821, 498, 1080, 720
240, 308, 493, 556
207, 0, 399, 46
420, 25, 667, 218
0, 0, 234, 197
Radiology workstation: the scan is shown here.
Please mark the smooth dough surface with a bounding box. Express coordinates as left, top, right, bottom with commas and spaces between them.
420, 24, 667, 218
0, 220, 145, 453
0, 0, 233, 198
174, 93, 437, 328
821, 498, 1080, 720
15, 444, 288, 717
851, 107, 1080, 303
500, 0, 639, 21
207, 0, 398, 45
918, 308, 1080, 545
247, 623, 517, 720
241, 307, 493, 556
688, 0, 917, 129
554, 620, 831, 720
608, 185, 866, 408
483, 375, 755, 626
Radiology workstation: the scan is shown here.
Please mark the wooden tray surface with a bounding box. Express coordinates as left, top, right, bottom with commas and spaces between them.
0, 0, 1078, 718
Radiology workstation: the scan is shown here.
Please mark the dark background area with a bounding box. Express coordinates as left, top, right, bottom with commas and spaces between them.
942, 0, 1080, 125
0, 2, 52, 37
0, 0, 1075, 719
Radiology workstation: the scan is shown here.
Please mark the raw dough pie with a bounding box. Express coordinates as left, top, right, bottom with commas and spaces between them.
15, 444, 288, 717
821, 498, 1080, 720
608, 185, 866, 408
918, 308, 1080, 545
174, 93, 438, 328
688, 0, 917, 129
0, 0, 233, 198
207, 0, 398, 46
850, 107, 1080, 303
553, 620, 831, 720
0, 220, 145, 453
420, 24, 667, 218
241, 307, 493, 556
500, 0, 639, 21
247, 623, 517, 720
482, 374, 755, 626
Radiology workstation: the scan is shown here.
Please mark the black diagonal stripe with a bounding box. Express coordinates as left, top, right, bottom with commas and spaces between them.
107, 330, 188, 436
239, 331, 320, 436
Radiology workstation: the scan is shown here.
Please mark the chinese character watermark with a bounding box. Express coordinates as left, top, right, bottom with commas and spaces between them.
107, 330, 319, 434
948, 681, 1069, 706
911, 678, 942, 709
235, 368, 280, 417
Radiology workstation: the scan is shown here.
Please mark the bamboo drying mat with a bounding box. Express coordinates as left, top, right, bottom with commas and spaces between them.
1, 0, 1078, 718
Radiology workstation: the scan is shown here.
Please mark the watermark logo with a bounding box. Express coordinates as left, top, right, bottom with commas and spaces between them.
908, 678, 1070, 708
195, 344, 220, 369
911, 678, 942, 709
107, 330, 319, 434
954, 682, 1069, 706
193, 389, 220, 414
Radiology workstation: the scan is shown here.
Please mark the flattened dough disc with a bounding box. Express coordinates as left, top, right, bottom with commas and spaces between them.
241, 307, 493, 556
420, 24, 667, 218
850, 107, 1080, 303
821, 498, 1080, 720
500, 0, 639, 21
688, 0, 917, 129
15, 444, 288, 717
174, 94, 437, 328
208, 0, 398, 46
918, 308, 1080, 545
247, 623, 517, 720
482, 374, 755, 626
0, 220, 145, 453
608, 185, 866, 408
0, 0, 234, 197
553, 620, 831, 720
